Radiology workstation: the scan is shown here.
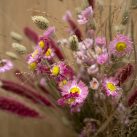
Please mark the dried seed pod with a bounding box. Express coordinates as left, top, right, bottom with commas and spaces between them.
32, 16, 49, 30
68, 35, 78, 51
10, 31, 23, 42
121, 11, 129, 25
12, 43, 27, 54
6, 51, 18, 59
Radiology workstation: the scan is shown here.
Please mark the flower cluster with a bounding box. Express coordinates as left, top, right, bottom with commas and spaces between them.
1, 1, 136, 137
27, 28, 89, 111
27, 5, 134, 114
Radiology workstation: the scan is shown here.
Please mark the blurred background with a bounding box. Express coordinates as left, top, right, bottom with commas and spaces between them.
0, 1, 80, 137
0, 0, 137, 137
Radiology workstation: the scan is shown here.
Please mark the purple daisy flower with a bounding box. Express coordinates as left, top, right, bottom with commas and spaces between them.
77, 6, 93, 24
59, 80, 89, 106
103, 77, 121, 97
0, 59, 13, 73
109, 34, 133, 57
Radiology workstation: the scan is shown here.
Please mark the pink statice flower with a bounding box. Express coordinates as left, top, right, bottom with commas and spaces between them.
95, 37, 106, 47
87, 64, 99, 75
103, 77, 122, 97
0, 59, 13, 73
75, 51, 88, 64
78, 38, 93, 50
58, 80, 89, 108
97, 53, 108, 65
109, 34, 133, 57
77, 6, 93, 24
87, 29, 95, 38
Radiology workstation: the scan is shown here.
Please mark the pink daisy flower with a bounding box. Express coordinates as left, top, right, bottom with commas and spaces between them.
103, 77, 121, 97
27, 46, 42, 64
43, 47, 55, 60
58, 80, 89, 107
0, 59, 13, 73
95, 37, 106, 47
109, 34, 133, 57
97, 53, 108, 65
50, 62, 74, 80
77, 6, 93, 24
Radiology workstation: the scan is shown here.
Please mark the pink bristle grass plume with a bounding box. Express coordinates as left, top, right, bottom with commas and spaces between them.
128, 88, 137, 106
24, 27, 39, 44
115, 63, 134, 86
88, 0, 95, 10
0, 96, 41, 118
49, 38, 64, 60
63, 11, 83, 41
0, 79, 53, 107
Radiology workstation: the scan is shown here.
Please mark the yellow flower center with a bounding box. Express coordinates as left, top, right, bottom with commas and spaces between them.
45, 48, 52, 57
67, 98, 75, 104
70, 86, 80, 94
39, 40, 45, 48
51, 66, 60, 76
29, 62, 37, 70
32, 50, 38, 58
116, 42, 127, 52
59, 79, 67, 87
107, 82, 116, 92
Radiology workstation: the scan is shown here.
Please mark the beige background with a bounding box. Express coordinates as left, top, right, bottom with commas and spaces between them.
0, 0, 137, 137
